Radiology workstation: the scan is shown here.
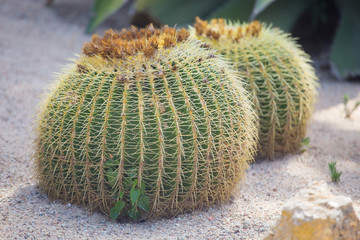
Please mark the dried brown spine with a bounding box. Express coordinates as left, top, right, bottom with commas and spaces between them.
194, 17, 262, 41
82, 25, 190, 60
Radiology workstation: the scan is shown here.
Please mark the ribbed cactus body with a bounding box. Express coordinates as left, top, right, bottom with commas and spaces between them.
192, 19, 318, 159
35, 26, 257, 219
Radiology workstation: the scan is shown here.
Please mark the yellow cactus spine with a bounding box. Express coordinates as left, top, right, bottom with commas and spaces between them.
191, 18, 318, 160
34, 25, 258, 220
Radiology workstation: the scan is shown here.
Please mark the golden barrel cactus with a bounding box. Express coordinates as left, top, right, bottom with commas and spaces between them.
191, 18, 318, 159
34, 25, 257, 220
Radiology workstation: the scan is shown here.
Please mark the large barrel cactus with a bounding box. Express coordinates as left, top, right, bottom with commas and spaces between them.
34, 25, 257, 220
191, 18, 318, 159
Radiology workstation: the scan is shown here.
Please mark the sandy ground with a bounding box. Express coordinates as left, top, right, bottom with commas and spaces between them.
1, 0, 360, 239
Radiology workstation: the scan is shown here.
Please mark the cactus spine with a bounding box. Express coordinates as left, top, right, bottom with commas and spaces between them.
35, 25, 257, 220
192, 18, 318, 159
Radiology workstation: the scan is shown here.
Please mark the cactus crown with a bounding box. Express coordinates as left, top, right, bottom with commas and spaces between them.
82, 25, 190, 60
194, 17, 262, 41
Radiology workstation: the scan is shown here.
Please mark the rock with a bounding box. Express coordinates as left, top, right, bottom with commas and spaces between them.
264, 181, 360, 240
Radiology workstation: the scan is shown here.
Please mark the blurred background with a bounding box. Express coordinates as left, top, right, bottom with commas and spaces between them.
0, 0, 359, 83
42, 0, 360, 81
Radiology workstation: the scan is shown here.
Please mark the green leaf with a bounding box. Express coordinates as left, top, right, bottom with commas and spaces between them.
128, 207, 140, 219
301, 137, 310, 146
109, 200, 125, 219
331, 0, 360, 78
119, 191, 124, 200
115, 200, 126, 211
86, 0, 126, 33
209, 0, 254, 22
140, 182, 145, 193
249, 0, 276, 20
255, 0, 312, 31
137, 195, 150, 212
130, 188, 141, 205
132, 179, 138, 188
109, 206, 120, 219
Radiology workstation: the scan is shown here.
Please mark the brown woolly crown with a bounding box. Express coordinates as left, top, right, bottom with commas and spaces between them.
82, 25, 190, 60
194, 17, 262, 41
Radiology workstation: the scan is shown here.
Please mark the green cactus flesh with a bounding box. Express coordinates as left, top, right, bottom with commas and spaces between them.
34, 26, 257, 220
192, 18, 318, 159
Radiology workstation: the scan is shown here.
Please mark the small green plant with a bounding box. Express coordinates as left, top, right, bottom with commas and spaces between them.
110, 179, 149, 220
300, 137, 311, 153
109, 191, 125, 220
343, 94, 360, 118
128, 180, 149, 219
328, 162, 342, 183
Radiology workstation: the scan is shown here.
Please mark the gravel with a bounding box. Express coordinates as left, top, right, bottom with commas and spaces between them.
1, 0, 360, 239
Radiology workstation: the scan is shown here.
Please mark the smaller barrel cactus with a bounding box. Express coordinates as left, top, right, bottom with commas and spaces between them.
191, 18, 318, 160
34, 25, 257, 220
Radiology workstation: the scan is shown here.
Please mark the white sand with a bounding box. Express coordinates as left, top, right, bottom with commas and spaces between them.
1, 0, 359, 239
